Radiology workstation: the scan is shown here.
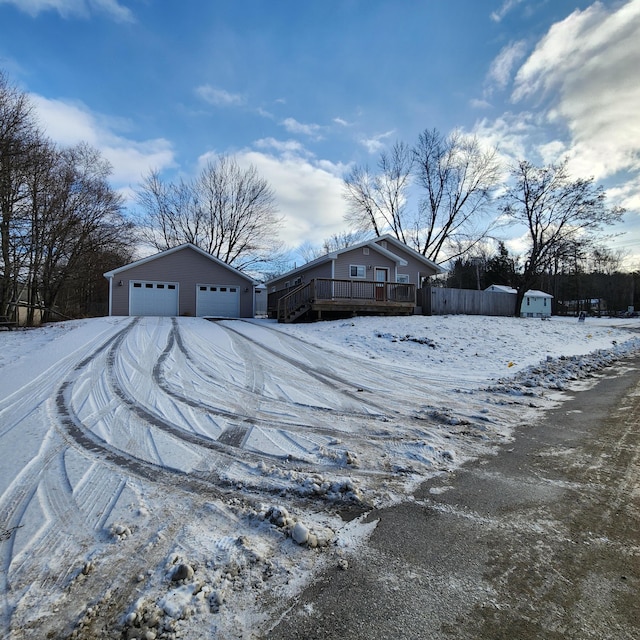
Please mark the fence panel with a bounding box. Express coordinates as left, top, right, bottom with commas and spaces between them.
421, 287, 515, 316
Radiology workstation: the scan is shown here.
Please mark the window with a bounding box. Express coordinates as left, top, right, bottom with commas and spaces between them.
527, 297, 530, 305
544, 298, 547, 306
397, 274, 409, 284
145, 283, 153, 288
363, 247, 369, 255
157, 284, 165, 289
168, 285, 176, 290
350, 265, 366, 278
133, 282, 142, 288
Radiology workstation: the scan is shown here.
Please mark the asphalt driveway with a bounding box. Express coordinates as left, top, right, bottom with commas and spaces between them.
263, 355, 640, 640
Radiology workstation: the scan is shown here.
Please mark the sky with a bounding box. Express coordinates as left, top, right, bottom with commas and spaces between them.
1, 0, 639, 268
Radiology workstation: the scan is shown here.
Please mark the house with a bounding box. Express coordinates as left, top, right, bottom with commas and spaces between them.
485, 284, 553, 317
103, 243, 257, 318
265, 235, 445, 322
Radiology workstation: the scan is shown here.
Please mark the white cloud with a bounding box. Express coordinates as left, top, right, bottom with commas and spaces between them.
470, 98, 492, 110
254, 137, 307, 156
359, 130, 395, 154
30, 95, 174, 192
486, 40, 528, 94
0, 0, 134, 22
280, 117, 323, 138
490, 0, 525, 23
196, 85, 245, 107
515, 1, 640, 181
481, 1, 640, 184
233, 149, 350, 249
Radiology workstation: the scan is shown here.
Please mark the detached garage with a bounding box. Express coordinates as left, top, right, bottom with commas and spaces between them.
104, 244, 257, 318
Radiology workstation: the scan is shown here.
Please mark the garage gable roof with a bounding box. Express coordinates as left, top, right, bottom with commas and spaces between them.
104, 243, 257, 283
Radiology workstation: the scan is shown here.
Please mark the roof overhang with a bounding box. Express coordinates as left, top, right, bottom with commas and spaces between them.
104, 243, 258, 284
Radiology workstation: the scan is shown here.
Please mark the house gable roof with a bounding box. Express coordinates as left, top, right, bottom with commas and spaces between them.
265, 234, 445, 285
103, 243, 257, 283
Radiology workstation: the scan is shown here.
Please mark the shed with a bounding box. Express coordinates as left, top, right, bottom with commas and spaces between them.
103, 244, 257, 318
485, 285, 553, 317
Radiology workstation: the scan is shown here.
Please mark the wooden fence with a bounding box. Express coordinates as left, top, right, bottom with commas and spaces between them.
419, 287, 516, 316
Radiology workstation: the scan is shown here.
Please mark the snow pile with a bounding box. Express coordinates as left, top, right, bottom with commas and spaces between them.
1, 314, 639, 639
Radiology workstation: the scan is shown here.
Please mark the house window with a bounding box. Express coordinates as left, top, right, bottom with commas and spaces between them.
168, 285, 176, 290
133, 282, 142, 288
397, 274, 409, 284
350, 265, 366, 278
527, 297, 530, 305
544, 298, 547, 306
363, 248, 369, 255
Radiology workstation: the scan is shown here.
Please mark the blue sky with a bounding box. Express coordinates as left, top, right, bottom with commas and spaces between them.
1, 0, 639, 267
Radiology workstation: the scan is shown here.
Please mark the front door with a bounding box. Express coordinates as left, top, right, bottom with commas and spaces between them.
374, 268, 388, 301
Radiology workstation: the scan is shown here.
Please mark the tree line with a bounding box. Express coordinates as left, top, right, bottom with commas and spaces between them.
0, 69, 630, 323
342, 130, 625, 317
0, 72, 134, 323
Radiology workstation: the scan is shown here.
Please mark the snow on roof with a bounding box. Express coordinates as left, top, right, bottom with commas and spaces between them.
485, 285, 553, 298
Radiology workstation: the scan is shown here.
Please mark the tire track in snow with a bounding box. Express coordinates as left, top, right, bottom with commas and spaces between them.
55, 318, 335, 498
169, 321, 392, 432
161, 320, 480, 473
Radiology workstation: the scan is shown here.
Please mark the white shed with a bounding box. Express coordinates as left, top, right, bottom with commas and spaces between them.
485, 285, 553, 317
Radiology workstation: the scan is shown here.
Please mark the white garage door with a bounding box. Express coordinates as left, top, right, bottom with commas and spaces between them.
196, 284, 240, 318
130, 281, 179, 316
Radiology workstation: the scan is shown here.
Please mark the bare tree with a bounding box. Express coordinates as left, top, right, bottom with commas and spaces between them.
33, 143, 127, 321
297, 230, 371, 264
343, 131, 501, 265
343, 141, 414, 242
412, 128, 502, 263
0, 72, 39, 318
500, 160, 624, 316
138, 155, 282, 271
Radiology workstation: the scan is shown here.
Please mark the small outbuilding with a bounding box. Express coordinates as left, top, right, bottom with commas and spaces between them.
104, 243, 257, 318
485, 284, 553, 317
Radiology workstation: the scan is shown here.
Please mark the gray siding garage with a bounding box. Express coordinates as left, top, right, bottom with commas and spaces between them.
104, 244, 256, 318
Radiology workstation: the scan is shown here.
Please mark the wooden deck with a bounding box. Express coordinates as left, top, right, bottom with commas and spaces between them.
272, 278, 416, 323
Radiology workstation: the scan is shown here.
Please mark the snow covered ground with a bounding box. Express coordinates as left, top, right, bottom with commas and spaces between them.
1, 314, 638, 639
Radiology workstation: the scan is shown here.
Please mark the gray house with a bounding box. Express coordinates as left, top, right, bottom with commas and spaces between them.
265, 235, 444, 322
104, 243, 257, 318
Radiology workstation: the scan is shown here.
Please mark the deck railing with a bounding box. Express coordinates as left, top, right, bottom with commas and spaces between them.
313, 278, 415, 303
276, 278, 416, 321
